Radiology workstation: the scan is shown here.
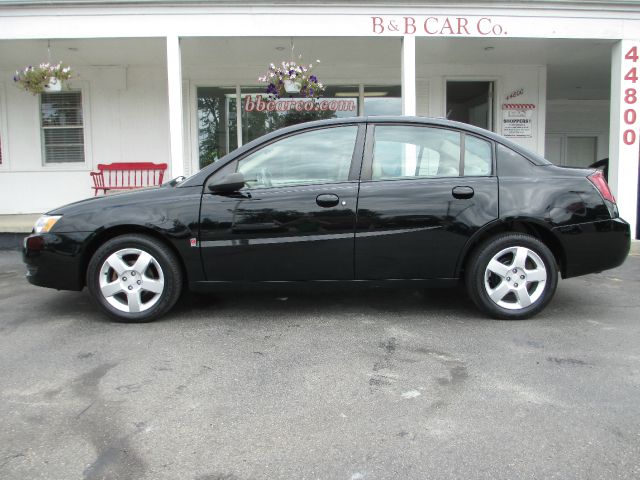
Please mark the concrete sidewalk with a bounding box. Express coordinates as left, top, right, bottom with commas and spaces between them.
0, 215, 39, 250
0, 214, 40, 233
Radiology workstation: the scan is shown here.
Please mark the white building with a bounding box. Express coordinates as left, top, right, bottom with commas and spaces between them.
0, 0, 639, 239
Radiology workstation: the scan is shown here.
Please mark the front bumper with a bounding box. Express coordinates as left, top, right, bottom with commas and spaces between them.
23, 231, 93, 291
554, 217, 631, 279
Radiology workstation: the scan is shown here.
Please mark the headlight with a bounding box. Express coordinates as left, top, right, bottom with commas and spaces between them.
33, 215, 62, 234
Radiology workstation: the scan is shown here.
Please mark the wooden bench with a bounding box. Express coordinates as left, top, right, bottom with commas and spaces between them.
90, 162, 168, 195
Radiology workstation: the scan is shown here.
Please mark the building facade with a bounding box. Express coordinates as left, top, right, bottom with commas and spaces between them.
0, 0, 639, 239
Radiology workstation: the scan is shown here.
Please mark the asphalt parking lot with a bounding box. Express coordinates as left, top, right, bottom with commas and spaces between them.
1, 247, 639, 480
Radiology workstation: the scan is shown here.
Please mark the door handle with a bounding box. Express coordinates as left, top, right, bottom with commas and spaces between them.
452, 186, 474, 199
316, 193, 340, 208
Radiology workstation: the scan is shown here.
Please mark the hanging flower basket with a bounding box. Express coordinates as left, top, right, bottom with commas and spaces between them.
283, 79, 302, 94
43, 77, 63, 92
13, 62, 72, 95
258, 60, 324, 99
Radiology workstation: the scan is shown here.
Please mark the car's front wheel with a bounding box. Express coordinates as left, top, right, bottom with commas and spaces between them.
86, 234, 183, 322
465, 233, 558, 320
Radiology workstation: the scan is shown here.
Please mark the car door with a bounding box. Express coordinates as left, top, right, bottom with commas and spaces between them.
355, 123, 498, 280
199, 124, 364, 282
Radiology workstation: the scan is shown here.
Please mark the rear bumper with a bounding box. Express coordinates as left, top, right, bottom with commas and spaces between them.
554, 217, 631, 278
23, 232, 92, 291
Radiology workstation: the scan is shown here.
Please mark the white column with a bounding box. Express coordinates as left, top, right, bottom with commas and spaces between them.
401, 35, 416, 116
166, 35, 184, 178
609, 40, 640, 238
235, 85, 243, 148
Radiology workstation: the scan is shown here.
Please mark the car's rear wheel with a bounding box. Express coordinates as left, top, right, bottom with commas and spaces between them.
86, 234, 182, 322
465, 233, 558, 320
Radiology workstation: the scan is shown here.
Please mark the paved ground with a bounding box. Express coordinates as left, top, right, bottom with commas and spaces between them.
1, 248, 639, 480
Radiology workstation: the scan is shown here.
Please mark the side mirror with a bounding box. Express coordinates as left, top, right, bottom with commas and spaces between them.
207, 172, 246, 194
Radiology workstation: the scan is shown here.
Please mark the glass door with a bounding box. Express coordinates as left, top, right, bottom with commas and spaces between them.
446, 81, 495, 131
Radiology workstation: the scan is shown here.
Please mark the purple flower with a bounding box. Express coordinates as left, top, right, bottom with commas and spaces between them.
309, 75, 317, 83
309, 88, 314, 96
266, 83, 279, 95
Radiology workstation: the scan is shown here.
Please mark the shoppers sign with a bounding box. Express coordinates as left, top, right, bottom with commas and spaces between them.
371, 16, 508, 36
502, 103, 535, 138
244, 95, 356, 113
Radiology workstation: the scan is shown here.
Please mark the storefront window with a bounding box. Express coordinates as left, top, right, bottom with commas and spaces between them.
197, 84, 400, 170
364, 85, 402, 116
240, 85, 359, 144
197, 87, 238, 168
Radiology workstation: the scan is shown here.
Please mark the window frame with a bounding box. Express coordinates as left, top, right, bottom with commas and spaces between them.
38, 82, 92, 170
205, 123, 366, 191
361, 123, 496, 182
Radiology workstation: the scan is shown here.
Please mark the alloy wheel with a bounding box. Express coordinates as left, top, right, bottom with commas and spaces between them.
98, 248, 165, 313
483, 246, 548, 310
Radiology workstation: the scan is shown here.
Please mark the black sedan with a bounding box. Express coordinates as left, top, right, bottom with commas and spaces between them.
23, 117, 630, 322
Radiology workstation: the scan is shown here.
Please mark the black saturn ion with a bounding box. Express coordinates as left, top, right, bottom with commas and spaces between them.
23, 117, 630, 322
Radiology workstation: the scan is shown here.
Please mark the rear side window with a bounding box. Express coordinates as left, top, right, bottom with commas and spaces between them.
464, 135, 492, 176
372, 126, 461, 180
370, 125, 494, 180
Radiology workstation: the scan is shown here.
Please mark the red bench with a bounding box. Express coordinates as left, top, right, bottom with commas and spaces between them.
90, 162, 168, 196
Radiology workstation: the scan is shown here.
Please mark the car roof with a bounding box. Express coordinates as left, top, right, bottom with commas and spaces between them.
182, 115, 549, 187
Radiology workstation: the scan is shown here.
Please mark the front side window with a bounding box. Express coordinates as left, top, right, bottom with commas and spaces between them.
40, 91, 84, 164
238, 126, 358, 189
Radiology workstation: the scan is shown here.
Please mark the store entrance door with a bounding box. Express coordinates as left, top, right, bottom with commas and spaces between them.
446, 81, 495, 131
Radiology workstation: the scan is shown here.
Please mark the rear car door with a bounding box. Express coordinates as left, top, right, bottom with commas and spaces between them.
355, 123, 499, 280
199, 124, 364, 282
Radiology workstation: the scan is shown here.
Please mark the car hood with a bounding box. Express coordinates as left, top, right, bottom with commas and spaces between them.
46, 183, 204, 234
48, 186, 166, 216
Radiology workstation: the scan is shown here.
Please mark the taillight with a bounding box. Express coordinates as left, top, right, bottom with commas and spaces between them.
588, 170, 616, 203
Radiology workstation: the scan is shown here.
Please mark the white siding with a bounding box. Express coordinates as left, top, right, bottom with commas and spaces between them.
0, 65, 170, 214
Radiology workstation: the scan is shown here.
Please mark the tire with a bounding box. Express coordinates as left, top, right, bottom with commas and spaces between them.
465, 233, 558, 320
86, 234, 183, 322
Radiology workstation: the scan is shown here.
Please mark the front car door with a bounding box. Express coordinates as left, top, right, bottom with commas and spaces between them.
199, 124, 364, 282
355, 123, 499, 280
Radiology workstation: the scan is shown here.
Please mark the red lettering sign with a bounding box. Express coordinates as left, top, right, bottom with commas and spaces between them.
622, 46, 639, 146
243, 95, 357, 113
371, 15, 507, 36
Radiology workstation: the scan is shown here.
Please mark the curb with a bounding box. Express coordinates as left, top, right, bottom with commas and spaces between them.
0, 233, 24, 251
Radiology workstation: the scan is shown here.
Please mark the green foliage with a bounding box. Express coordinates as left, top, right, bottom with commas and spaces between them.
14, 63, 72, 95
